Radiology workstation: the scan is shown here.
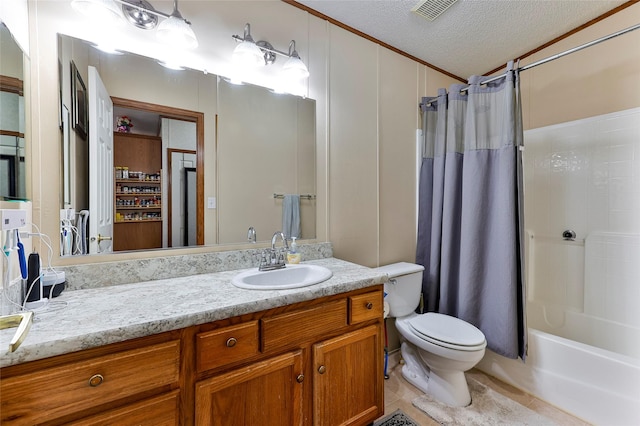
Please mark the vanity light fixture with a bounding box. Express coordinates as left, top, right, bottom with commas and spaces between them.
121, 0, 157, 29
231, 24, 266, 67
231, 23, 310, 78
155, 0, 198, 49
282, 40, 310, 79
70, 0, 124, 26
70, 0, 198, 49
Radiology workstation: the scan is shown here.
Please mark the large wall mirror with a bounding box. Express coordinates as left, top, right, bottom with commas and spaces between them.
0, 23, 27, 201
57, 34, 316, 257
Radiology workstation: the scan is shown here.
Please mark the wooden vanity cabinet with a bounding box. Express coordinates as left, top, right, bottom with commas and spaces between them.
195, 350, 304, 426
313, 325, 382, 426
194, 286, 384, 426
0, 333, 183, 425
0, 286, 384, 426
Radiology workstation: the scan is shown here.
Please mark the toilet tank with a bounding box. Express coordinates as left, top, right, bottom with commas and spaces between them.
376, 262, 425, 317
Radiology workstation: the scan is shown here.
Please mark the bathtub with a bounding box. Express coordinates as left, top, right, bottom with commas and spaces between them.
476, 328, 640, 425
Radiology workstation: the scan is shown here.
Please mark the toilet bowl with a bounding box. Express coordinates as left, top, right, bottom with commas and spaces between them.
378, 262, 487, 407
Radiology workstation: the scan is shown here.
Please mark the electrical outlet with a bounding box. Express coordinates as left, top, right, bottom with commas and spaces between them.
60, 208, 75, 221
0, 209, 27, 230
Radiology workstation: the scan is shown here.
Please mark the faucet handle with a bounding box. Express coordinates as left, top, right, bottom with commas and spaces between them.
257, 249, 269, 268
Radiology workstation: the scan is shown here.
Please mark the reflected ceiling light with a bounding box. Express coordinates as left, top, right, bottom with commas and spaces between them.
231, 23, 310, 80
70, 0, 198, 50
92, 43, 124, 55
71, 0, 124, 26
231, 24, 265, 67
222, 76, 245, 86
157, 60, 185, 70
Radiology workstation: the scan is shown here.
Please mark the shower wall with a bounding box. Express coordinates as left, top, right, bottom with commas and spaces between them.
523, 107, 640, 359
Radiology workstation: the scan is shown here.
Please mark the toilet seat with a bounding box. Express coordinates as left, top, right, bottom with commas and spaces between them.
408, 313, 486, 352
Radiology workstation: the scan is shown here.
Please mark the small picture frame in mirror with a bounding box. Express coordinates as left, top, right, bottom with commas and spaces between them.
70, 60, 87, 139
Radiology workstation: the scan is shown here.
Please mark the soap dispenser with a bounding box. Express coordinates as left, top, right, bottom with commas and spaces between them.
287, 237, 301, 264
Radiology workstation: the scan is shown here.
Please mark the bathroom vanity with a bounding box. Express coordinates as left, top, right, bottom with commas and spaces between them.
0, 258, 386, 425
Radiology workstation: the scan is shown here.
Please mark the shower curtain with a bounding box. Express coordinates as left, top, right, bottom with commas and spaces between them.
416, 62, 527, 360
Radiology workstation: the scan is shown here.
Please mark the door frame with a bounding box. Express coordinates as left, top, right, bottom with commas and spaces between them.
111, 97, 205, 246
167, 148, 197, 247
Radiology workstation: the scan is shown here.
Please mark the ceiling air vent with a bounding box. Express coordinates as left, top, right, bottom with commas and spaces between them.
411, 0, 458, 21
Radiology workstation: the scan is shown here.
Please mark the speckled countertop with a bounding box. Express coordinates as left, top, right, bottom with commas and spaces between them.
0, 258, 387, 368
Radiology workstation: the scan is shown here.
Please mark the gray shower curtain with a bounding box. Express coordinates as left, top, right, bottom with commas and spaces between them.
416, 62, 527, 360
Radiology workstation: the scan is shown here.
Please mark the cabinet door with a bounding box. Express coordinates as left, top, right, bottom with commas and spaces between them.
195, 350, 304, 426
313, 324, 383, 426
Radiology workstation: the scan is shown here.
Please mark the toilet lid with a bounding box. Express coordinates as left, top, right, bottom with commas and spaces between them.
408, 313, 486, 350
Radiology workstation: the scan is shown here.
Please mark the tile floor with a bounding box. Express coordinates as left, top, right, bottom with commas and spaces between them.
377, 351, 591, 425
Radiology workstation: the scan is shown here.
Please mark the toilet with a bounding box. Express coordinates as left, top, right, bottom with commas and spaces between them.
379, 262, 487, 407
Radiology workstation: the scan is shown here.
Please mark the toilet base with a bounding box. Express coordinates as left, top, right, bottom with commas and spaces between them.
400, 342, 472, 407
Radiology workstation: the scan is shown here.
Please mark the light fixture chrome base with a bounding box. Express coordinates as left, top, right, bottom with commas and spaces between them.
256, 41, 276, 65
121, 0, 159, 29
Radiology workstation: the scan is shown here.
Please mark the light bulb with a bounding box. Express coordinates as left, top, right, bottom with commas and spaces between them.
71, 0, 124, 26
232, 41, 265, 67
283, 55, 309, 79
157, 16, 198, 49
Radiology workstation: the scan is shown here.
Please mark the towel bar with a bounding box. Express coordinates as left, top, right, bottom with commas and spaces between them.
273, 193, 316, 200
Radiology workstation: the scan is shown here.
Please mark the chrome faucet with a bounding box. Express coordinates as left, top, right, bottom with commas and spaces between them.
271, 231, 289, 252
259, 231, 289, 271
247, 226, 256, 243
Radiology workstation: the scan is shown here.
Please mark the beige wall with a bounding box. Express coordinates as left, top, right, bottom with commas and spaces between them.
217, 81, 315, 244
519, 3, 640, 130
24, 0, 638, 268
327, 26, 460, 267
0, 25, 24, 78
328, 25, 380, 267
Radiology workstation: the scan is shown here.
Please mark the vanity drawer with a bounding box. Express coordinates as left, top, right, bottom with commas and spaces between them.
68, 390, 180, 426
262, 299, 348, 352
349, 290, 383, 324
0, 340, 180, 425
196, 320, 260, 373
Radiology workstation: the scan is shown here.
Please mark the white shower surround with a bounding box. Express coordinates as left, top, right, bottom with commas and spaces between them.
477, 108, 640, 425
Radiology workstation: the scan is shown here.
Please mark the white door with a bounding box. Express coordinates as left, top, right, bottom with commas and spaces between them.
88, 66, 114, 254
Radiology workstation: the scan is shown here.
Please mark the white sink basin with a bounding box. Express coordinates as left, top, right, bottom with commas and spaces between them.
231, 264, 333, 290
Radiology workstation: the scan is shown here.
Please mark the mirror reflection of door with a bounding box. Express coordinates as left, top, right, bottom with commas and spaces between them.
0, 23, 27, 201
184, 167, 197, 246
167, 147, 197, 247
88, 66, 114, 254
111, 98, 203, 251
0, 75, 26, 200
110, 104, 199, 251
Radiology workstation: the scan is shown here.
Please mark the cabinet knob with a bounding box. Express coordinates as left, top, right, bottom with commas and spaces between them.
226, 337, 237, 348
88, 374, 104, 387
366, 302, 373, 310
296, 374, 304, 383
318, 365, 326, 374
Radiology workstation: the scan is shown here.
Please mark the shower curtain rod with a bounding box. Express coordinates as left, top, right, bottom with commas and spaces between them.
422, 22, 640, 105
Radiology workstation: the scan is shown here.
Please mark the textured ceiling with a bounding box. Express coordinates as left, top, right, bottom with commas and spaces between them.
295, 0, 627, 79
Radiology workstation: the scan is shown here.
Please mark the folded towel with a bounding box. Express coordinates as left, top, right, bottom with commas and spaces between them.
282, 194, 301, 240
